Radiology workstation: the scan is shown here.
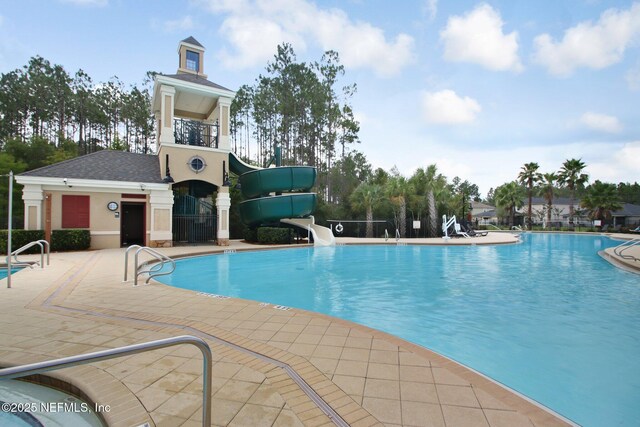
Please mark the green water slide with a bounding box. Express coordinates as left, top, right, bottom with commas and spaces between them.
229, 152, 318, 226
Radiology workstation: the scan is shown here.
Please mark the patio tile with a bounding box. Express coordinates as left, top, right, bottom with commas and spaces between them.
400, 381, 439, 404
362, 397, 402, 424
441, 405, 490, 427
228, 403, 281, 427
363, 378, 400, 400
401, 401, 445, 427
332, 374, 365, 396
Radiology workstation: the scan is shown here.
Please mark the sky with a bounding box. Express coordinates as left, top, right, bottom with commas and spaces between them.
0, 0, 638, 196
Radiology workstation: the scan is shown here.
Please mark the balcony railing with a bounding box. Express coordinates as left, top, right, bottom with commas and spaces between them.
173, 118, 219, 148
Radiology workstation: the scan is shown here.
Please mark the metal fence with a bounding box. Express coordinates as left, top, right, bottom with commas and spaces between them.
172, 215, 216, 243
173, 118, 219, 148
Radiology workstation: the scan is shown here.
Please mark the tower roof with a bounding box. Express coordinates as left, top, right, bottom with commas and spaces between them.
181, 36, 204, 48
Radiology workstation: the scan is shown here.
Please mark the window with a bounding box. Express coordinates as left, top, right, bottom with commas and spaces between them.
186, 50, 199, 72
62, 195, 90, 228
188, 156, 206, 173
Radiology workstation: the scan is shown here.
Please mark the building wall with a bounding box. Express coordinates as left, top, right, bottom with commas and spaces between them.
47, 190, 151, 249
159, 144, 229, 187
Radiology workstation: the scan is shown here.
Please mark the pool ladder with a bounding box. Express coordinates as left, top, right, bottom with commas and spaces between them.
613, 238, 640, 262
6, 239, 50, 269
123, 245, 176, 286
0, 335, 213, 427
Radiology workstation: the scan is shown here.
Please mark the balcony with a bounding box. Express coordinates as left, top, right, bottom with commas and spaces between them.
173, 118, 219, 148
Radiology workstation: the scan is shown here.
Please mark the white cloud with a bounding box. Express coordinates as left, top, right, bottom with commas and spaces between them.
533, 3, 640, 77
626, 61, 640, 90
580, 112, 623, 133
59, 0, 107, 6
422, 90, 481, 124
163, 16, 195, 33
440, 4, 523, 72
196, 0, 414, 76
425, 0, 438, 21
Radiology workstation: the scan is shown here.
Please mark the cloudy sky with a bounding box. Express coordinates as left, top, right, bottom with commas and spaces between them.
1, 0, 638, 196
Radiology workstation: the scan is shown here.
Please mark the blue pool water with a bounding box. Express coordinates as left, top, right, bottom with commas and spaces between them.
157, 234, 640, 426
0, 268, 22, 280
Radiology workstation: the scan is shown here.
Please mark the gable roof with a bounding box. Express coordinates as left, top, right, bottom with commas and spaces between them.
181, 36, 204, 48
161, 73, 231, 92
612, 203, 640, 217
19, 150, 163, 183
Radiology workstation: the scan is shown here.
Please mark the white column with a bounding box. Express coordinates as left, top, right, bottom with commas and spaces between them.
216, 187, 231, 246
217, 97, 232, 151
159, 85, 176, 146
22, 185, 43, 230
149, 189, 174, 246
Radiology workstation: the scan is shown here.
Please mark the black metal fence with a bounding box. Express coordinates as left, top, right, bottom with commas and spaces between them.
173, 118, 219, 148
173, 214, 217, 244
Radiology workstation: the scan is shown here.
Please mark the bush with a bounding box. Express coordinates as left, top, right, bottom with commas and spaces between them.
51, 229, 91, 251
257, 227, 292, 244
0, 230, 46, 255
243, 228, 258, 243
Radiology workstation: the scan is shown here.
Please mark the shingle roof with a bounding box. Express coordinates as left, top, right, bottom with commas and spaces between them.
162, 73, 231, 92
19, 150, 164, 183
612, 203, 640, 217
181, 36, 204, 48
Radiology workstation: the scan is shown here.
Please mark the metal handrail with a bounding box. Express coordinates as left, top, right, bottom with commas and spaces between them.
123, 245, 142, 281
7, 240, 49, 269
395, 229, 401, 241
124, 245, 176, 285
0, 335, 212, 427
613, 238, 640, 261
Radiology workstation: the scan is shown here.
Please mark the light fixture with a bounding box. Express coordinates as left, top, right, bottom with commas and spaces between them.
140, 183, 146, 191
163, 154, 174, 183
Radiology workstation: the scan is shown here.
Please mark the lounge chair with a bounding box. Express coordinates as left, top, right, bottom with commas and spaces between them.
460, 221, 488, 237
631, 226, 640, 233
453, 223, 470, 238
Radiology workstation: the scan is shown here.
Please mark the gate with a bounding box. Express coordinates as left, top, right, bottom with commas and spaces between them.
173, 194, 217, 243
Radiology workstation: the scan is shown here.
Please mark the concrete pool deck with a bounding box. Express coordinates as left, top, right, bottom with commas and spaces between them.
3, 231, 624, 427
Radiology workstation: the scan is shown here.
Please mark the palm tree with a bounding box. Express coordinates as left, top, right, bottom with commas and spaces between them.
539, 172, 557, 228
581, 181, 622, 225
495, 181, 525, 227
518, 162, 541, 229
409, 164, 445, 237
386, 175, 413, 238
558, 158, 588, 225
350, 182, 385, 237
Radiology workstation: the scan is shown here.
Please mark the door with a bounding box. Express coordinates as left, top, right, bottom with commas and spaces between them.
121, 203, 145, 247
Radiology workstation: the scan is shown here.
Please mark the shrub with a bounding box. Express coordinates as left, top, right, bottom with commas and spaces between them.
243, 228, 258, 243
51, 229, 91, 251
257, 227, 292, 244
0, 230, 46, 255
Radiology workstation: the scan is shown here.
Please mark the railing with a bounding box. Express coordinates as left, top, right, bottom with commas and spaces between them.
442, 215, 457, 239
173, 118, 219, 148
124, 245, 176, 286
395, 229, 401, 241
7, 239, 49, 269
0, 335, 212, 427
613, 238, 640, 262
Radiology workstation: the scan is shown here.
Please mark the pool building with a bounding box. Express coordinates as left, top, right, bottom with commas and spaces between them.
16, 37, 236, 249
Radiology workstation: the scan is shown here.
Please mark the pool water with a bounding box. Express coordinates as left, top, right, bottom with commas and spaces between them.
0, 268, 22, 280
157, 233, 640, 426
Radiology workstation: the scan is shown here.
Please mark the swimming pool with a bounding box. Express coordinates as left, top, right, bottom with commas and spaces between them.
0, 268, 22, 280
157, 233, 640, 426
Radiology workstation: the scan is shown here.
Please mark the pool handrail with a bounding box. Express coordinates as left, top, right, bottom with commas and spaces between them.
124, 245, 176, 286
0, 335, 212, 427
7, 239, 49, 269
613, 238, 640, 262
